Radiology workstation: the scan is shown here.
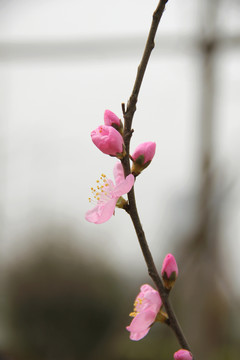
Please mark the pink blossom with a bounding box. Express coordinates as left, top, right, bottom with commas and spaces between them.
161, 253, 178, 290
174, 349, 193, 360
161, 253, 179, 278
126, 284, 162, 341
132, 142, 156, 164
131, 142, 156, 175
104, 110, 121, 127
85, 162, 134, 224
91, 125, 124, 156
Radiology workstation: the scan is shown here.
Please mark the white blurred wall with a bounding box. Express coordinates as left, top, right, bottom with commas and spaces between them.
0, 0, 240, 290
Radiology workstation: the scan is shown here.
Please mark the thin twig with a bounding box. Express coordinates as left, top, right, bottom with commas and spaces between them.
121, 0, 194, 355
126, 185, 191, 351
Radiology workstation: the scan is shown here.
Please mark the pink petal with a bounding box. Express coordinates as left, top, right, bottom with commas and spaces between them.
113, 162, 125, 185
91, 125, 123, 155
112, 174, 134, 198
174, 349, 193, 360
104, 110, 121, 126
134, 296, 148, 313
85, 198, 117, 224
139, 284, 162, 311
126, 310, 156, 333
144, 291, 162, 311
140, 284, 155, 294
161, 253, 179, 278
132, 142, 156, 163
127, 327, 150, 341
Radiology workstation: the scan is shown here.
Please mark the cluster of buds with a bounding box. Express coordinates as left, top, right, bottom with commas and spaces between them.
91, 109, 156, 172
86, 109, 156, 224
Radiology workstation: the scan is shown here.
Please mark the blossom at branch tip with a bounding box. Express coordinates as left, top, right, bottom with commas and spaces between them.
126, 284, 162, 341
161, 253, 178, 290
91, 125, 125, 158
174, 349, 193, 360
104, 110, 123, 131
131, 142, 156, 175
85, 162, 134, 224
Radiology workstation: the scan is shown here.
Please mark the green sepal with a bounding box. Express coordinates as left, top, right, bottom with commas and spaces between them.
135, 154, 145, 166
116, 196, 128, 209
162, 271, 177, 290
111, 121, 123, 136
131, 159, 152, 176
115, 144, 126, 160
155, 310, 169, 324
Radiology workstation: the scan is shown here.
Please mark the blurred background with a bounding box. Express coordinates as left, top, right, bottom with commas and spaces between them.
0, 0, 240, 359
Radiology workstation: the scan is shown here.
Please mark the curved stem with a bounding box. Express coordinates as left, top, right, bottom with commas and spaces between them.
123, 0, 168, 145
121, 0, 194, 356
124, 180, 191, 351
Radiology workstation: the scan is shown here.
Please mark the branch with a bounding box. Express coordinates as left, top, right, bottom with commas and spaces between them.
123, 0, 168, 157
126, 185, 191, 352
121, 0, 194, 355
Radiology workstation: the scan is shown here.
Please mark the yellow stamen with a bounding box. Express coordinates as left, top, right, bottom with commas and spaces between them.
129, 311, 138, 317
89, 173, 110, 204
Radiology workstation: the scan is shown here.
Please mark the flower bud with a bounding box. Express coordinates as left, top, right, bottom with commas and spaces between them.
131, 142, 156, 175
91, 125, 125, 158
174, 349, 193, 360
104, 110, 123, 134
161, 253, 178, 290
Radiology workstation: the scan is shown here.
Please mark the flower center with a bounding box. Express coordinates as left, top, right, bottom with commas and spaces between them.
129, 297, 143, 318
88, 174, 113, 204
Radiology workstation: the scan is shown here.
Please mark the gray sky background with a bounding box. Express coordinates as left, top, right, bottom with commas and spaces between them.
0, 0, 240, 293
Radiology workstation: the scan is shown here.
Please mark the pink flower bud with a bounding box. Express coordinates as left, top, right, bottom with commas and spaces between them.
131, 142, 156, 175
174, 349, 193, 360
161, 253, 178, 290
104, 110, 121, 126
104, 110, 123, 135
132, 142, 156, 164
91, 125, 124, 157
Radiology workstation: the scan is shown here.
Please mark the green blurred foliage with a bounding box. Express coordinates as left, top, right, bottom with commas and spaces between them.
0, 227, 126, 360
0, 226, 239, 360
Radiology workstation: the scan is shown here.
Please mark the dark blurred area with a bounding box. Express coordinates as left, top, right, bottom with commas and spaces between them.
0, 228, 184, 360
0, 223, 239, 360
0, 227, 128, 360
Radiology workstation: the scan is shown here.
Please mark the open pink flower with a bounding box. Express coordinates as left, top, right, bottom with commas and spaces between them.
85, 162, 134, 224
126, 284, 162, 341
91, 125, 124, 157
174, 349, 193, 360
